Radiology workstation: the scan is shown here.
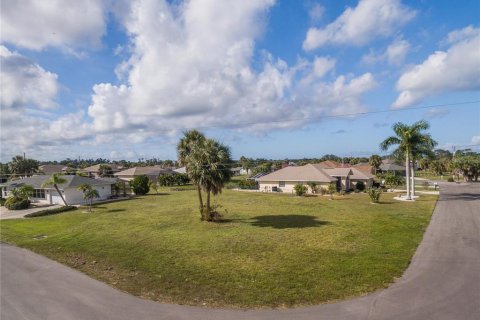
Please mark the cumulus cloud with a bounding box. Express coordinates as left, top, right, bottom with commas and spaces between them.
0, 0, 106, 51
393, 26, 480, 109
303, 0, 415, 50
361, 38, 410, 66
88, 0, 376, 136
0, 46, 59, 109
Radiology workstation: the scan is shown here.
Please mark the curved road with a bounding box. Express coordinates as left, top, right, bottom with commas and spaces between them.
2, 182, 479, 320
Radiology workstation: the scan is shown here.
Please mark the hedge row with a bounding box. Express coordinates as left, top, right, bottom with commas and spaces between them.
25, 206, 77, 218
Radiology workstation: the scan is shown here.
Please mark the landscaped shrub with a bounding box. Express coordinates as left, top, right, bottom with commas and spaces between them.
327, 182, 337, 199
129, 175, 150, 195
5, 198, 30, 210
355, 181, 365, 191
238, 179, 257, 190
367, 188, 382, 203
0, 198, 5, 206
447, 177, 455, 182
25, 206, 77, 218
294, 184, 308, 196
307, 181, 318, 194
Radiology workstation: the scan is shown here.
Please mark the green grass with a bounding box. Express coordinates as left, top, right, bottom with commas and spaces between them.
0, 189, 437, 308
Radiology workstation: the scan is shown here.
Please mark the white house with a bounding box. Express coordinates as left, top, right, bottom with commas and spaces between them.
1, 175, 116, 206
113, 166, 173, 182
258, 164, 336, 193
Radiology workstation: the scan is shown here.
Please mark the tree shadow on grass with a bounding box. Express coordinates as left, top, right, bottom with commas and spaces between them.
249, 215, 330, 229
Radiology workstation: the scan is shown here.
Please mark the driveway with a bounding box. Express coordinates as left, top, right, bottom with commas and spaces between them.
0, 205, 62, 220
1, 182, 479, 320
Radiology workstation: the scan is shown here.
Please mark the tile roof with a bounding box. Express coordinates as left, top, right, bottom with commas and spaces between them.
349, 168, 374, 180
322, 167, 353, 177
0, 175, 115, 190
81, 163, 124, 173
114, 166, 173, 177
379, 163, 406, 171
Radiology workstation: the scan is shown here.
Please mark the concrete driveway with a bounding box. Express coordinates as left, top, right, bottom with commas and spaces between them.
0, 205, 62, 220
1, 182, 479, 320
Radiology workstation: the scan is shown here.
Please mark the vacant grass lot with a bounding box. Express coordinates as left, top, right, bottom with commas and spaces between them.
0, 189, 437, 308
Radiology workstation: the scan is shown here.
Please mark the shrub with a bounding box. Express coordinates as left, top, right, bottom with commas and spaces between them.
0, 198, 5, 206
5, 198, 30, 210
367, 188, 382, 203
355, 181, 365, 191
447, 177, 455, 182
238, 179, 257, 190
25, 206, 77, 218
307, 181, 318, 194
129, 175, 150, 195
294, 184, 308, 196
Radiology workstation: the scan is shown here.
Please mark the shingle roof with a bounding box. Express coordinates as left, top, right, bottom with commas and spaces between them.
380, 163, 406, 171
38, 164, 69, 175
322, 167, 353, 177
0, 175, 115, 189
258, 164, 336, 183
114, 166, 172, 177
81, 163, 123, 173
349, 168, 374, 180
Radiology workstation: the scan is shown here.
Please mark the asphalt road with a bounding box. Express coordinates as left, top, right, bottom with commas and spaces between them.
1, 182, 479, 320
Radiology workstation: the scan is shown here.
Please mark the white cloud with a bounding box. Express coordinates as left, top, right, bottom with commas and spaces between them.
393, 26, 480, 108
0, 0, 106, 51
361, 38, 410, 66
425, 107, 449, 119
308, 3, 325, 23
472, 136, 480, 145
303, 0, 415, 50
88, 0, 376, 136
0, 46, 59, 109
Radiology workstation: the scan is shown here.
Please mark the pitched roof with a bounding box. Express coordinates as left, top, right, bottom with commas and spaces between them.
38, 164, 69, 175
1, 175, 115, 190
81, 163, 123, 173
316, 160, 351, 168
349, 167, 374, 180
353, 165, 374, 175
114, 166, 172, 177
258, 164, 336, 183
322, 167, 353, 177
379, 163, 406, 171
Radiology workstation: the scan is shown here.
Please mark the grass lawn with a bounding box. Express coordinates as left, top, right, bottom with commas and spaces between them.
0, 189, 437, 308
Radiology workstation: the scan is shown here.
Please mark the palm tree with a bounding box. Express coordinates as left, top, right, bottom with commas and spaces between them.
9, 155, 39, 177
369, 154, 382, 174
380, 121, 437, 200
192, 138, 233, 220
177, 130, 207, 215
41, 173, 68, 206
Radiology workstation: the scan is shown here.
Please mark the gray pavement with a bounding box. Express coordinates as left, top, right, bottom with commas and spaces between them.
0, 205, 62, 220
1, 182, 479, 320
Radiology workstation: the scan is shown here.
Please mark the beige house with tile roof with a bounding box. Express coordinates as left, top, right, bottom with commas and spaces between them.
257, 164, 336, 194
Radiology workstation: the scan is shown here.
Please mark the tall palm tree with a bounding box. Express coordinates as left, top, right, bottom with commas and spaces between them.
177, 130, 207, 214
191, 138, 233, 220
369, 154, 382, 174
41, 173, 68, 206
380, 120, 436, 200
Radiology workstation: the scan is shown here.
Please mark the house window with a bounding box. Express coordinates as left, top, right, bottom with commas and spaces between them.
279, 181, 285, 187
32, 189, 46, 199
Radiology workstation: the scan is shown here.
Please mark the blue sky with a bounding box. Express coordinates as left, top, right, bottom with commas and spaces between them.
1, 0, 479, 162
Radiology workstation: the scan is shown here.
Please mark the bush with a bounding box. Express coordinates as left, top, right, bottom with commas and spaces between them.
367, 188, 382, 203
355, 181, 365, 191
294, 184, 308, 196
129, 175, 150, 195
0, 198, 5, 206
238, 179, 257, 190
447, 177, 455, 182
25, 206, 77, 218
5, 198, 30, 210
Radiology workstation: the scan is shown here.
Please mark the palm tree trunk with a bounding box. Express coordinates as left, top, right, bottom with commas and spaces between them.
206, 190, 211, 221
54, 184, 68, 206
405, 149, 411, 200
411, 159, 416, 198
196, 184, 204, 218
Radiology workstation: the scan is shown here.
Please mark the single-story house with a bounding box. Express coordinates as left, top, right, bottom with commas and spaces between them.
0, 175, 116, 205
230, 167, 242, 176
113, 166, 173, 182
80, 163, 124, 178
322, 167, 353, 191
379, 163, 406, 175
258, 164, 336, 193
315, 160, 352, 169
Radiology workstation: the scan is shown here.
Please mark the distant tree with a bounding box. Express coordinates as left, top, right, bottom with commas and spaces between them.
355, 181, 365, 191
77, 184, 99, 212
369, 155, 382, 174
98, 164, 113, 177
41, 174, 68, 206
9, 155, 39, 177
129, 175, 150, 195
451, 155, 480, 181
0, 163, 11, 182
384, 172, 403, 190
